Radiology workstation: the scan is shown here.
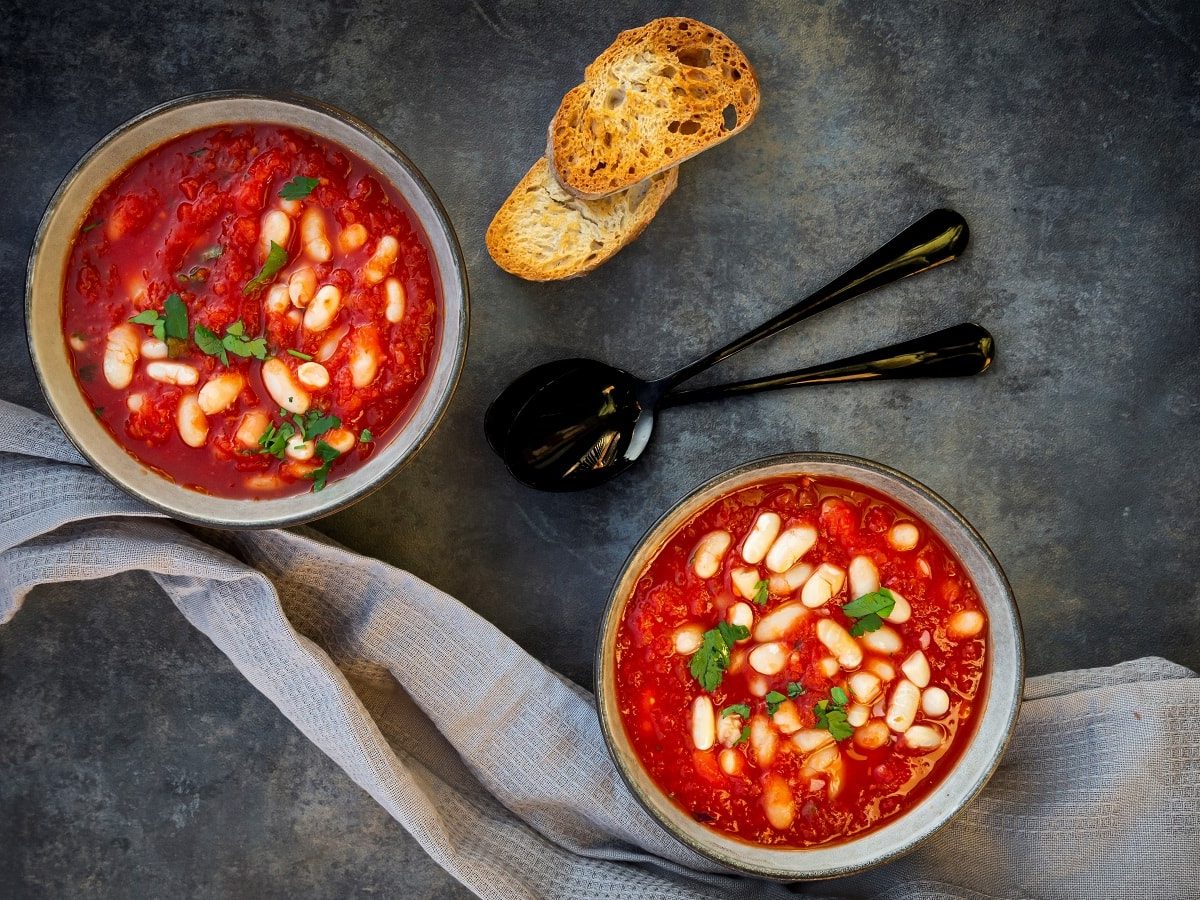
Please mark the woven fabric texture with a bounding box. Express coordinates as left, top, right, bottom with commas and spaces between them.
2, 399, 1196, 900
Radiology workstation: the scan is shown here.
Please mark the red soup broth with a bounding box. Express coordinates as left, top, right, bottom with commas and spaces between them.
62, 123, 439, 498
614, 476, 988, 848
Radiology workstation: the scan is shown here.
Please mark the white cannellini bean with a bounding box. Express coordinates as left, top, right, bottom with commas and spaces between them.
825, 755, 846, 800
886, 679, 922, 733
718, 748, 744, 776
753, 602, 808, 642
261, 357, 310, 414
864, 658, 896, 682
818, 656, 840, 678
126, 393, 144, 412
848, 555, 880, 599
323, 428, 356, 454
885, 590, 912, 624
285, 433, 316, 461
384, 276, 406, 323
260, 209, 292, 260
717, 713, 744, 748
900, 650, 931, 688
278, 197, 302, 216
296, 361, 330, 390
792, 729, 834, 753
860, 624, 903, 655
304, 285, 342, 332
301, 207, 332, 262
848, 671, 882, 704
289, 267, 318, 308
747, 672, 770, 697
236, 411, 271, 449
197, 372, 244, 415
339, 223, 368, 253
917, 558, 932, 578
768, 562, 813, 595
888, 521, 921, 551
673, 623, 704, 655
316, 323, 349, 362
922, 686, 951, 718
176, 394, 208, 448
764, 524, 818, 573
265, 283, 290, 315
903, 724, 943, 751
691, 695, 716, 751
741, 512, 781, 564
102, 324, 140, 389
816, 618, 863, 669
140, 337, 168, 360
146, 361, 199, 386
847, 703, 870, 727
349, 334, 380, 388
749, 715, 777, 767
69, 333, 88, 351
727, 602, 754, 632
363, 235, 399, 285
947, 609, 985, 639
761, 773, 795, 830
801, 563, 846, 609
771, 700, 802, 735
854, 719, 890, 750
748, 642, 788, 675
806, 745, 841, 775
730, 567, 761, 600
245, 474, 285, 491
691, 530, 732, 579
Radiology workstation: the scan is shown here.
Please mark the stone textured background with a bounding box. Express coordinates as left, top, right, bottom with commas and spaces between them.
1, 0, 1196, 896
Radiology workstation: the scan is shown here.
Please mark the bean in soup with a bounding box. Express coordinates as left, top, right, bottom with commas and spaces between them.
63, 124, 439, 498
614, 476, 987, 847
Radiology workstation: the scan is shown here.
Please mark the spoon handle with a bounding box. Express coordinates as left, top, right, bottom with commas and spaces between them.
660, 323, 994, 408
661, 209, 969, 390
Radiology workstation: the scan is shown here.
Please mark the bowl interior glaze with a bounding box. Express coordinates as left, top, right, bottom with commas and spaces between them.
26, 92, 468, 528
595, 453, 1023, 880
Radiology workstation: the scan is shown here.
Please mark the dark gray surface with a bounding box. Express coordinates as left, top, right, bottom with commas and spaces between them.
1, 0, 1197, 897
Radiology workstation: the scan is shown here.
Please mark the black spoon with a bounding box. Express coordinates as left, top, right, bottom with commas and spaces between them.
486, 209, 975, 490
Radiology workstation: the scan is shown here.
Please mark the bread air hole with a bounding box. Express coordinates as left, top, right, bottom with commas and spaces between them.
605, 88, 626, 109
676, 46, 713, 68
722, 104, 738, 131
679, 119, 702, 136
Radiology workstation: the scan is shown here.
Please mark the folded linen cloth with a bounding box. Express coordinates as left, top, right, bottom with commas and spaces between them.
2, 397, 1197, 900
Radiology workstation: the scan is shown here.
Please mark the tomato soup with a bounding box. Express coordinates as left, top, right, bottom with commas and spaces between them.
62, 124, 439, 497
614, 476, 988, 847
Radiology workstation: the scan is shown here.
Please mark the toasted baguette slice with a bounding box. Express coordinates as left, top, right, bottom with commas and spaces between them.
547, 17, 760, 199
486, 157, 677, 281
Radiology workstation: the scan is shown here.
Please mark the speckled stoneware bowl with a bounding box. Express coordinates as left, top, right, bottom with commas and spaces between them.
595, 452, 1023, 880
26, 91, 468, 528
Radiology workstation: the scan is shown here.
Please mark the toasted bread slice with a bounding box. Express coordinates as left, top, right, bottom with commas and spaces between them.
547, 17, 760, 199
486, 157, 677, 281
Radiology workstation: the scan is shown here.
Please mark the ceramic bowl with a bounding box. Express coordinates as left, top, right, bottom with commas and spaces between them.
595, 452, 1023, 879
26, 91, 468, 527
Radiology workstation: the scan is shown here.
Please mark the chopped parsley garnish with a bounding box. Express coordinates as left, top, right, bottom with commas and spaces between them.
92, 406, 104, 417
278, 176, 319, 200
359, 429, 373, 443
752, 578, 770, 606
195, 320, 267, 365
764, 691, 788, 716
194, 324, 228, 365
814, 689, 853, 742
129, 293, 187, 347
304, 440, 340, 492
257, 421, 295, 458
81, 219, 104, 233
688, 621, 750, 692
721, 703, 750, 719
189, 147, 209, 157
734, 725, 750, 746
129, 308, 165, 340
786, 681, 805, 699
842, 588, 897, 637
244, 241, 288, 294
295, 408, 341, 441
287, 349, 313, 360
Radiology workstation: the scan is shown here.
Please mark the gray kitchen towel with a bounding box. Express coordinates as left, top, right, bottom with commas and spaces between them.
2, 397, 1197, 900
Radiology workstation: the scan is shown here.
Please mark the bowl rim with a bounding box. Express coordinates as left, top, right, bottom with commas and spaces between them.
25, 90, 469, 529
594, 451, 1024, 880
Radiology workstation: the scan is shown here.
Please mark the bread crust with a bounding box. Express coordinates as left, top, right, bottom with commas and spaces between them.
485, 158, 677, 281
547, 17, 760, 199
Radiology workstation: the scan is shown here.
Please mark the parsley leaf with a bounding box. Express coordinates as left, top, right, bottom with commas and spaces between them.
257, 421, 295, 458
842, 588, 896, 637
81, 219, 104, 233
222, 320, 267, 360
296, 409, 341, 441
786, 681, 805, 699
830, 686, 849, 707
287, 349, 313, 360
721, 703, 750, 719
304, 440, 340, 492
752, 578, 770, 606
194, 324, 228, 365
189, 147, 208, 157
129, 309, 162, 328
244, 241, 288, 294
734, 725, 750, 746
688, 622, 749, 692
162, 293, 188, 342
765, 691, 788, 716
849, 613, 885, 637
279, 176, 319, 200
814, 689, 853, 741
359, 429, 373, 443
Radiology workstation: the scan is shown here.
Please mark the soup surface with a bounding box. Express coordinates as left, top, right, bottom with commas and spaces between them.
63, 123, 439, 498
614, 476, 987, 847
